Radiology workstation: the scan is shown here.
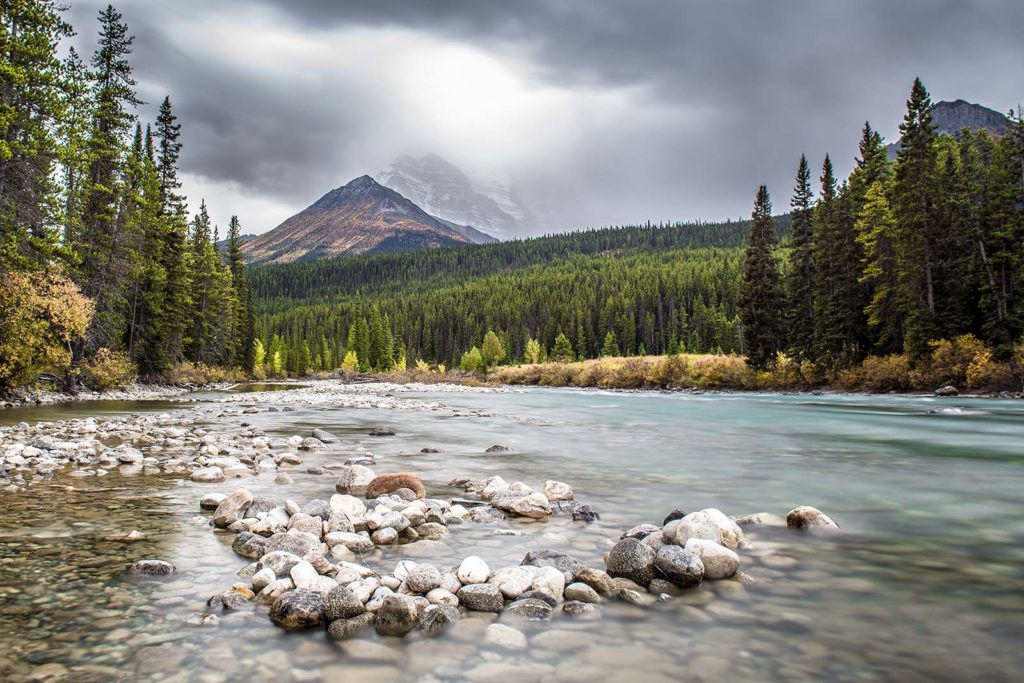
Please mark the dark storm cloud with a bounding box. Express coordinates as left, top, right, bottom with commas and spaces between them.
64, 1, 1024, 232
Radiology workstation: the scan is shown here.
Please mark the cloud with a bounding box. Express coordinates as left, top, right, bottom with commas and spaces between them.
64, 0, 1024, 233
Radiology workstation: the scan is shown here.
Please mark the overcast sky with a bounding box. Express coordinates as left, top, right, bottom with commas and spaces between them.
66, 0, 1024, 235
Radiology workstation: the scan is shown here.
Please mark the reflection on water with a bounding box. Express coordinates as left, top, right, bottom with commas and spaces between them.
0, 388, 1022, 681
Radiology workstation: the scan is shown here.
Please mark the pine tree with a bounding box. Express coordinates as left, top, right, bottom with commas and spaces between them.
0, 0, 73, 270
76, 5, 141, 351
551, 332, 574, 362
226, 215, 254, 371
481, 330, 505, 368
856, 181, 902, 351
600, 330, 620, 357
737, 185, 783, 369
155, 96, 185, 215
784, 154, 815, 359
891, 78, 940, 356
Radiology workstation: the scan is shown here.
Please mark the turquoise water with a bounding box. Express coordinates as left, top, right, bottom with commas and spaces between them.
0, 387, 1021, 681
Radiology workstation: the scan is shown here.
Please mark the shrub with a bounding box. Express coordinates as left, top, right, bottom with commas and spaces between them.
460, 347, 484, 372
648, 354, 688, 387
415, 358, 430, 372
341, 351, 359, 372
921, 335, 987, 388
0, 268, 94, 393
81, 348, 137, 391
839, 354, 912, 392
689, 354, 754, 389
610, 357, 649, 389
160, 362, 245, 385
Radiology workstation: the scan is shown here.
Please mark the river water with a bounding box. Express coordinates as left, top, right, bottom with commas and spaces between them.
0, 386, 1022, 682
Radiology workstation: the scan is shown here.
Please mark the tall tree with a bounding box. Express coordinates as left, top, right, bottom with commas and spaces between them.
891, 77, 939, 356
737, 185, 783, 369
784, 154, 815, 359
856, 180, 902, 352
0, 0, 73, 269
226, 215, 255, 371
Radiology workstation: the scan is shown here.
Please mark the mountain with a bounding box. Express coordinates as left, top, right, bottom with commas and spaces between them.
376, 154, 536, 240
242, 176, 494, 265
886, 99, 1009, 157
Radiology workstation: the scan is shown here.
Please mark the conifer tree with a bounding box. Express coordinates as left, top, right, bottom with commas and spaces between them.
481, 330, 505, 368
856, 181, 902, 351
551, 332, 574, 362
784, 154, 815, 359
226, 215, 254, 371
737, 185, 783, 369
601, 330, 620, 357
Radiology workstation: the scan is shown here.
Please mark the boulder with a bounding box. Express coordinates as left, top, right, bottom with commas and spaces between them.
335, 465, 375, 494
666, 508, 745, 549
572, 504, 600, 522
575, 567, 616, 596
684, 538, 739, 580
374, 594, 419, 636
457, 583, 504, 612
406, 564, 443, 594
311, 428, 338, 443
231, 532, 268, 560
191, 466, 224, 483
935, 385, 959, 396
501, 598, 553, 622
654, 545, 704, 587
508, 492, 552, 519
491, 566, 536, 600
269, 589, 325, 629
786, 506, 839, 530
130, 559, 175, 576
605, 538, 657, 587
365, 473, 426, 499
522, 549, 585, 584
212, 489, 254, 528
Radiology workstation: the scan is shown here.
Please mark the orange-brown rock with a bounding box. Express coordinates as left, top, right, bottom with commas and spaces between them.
365, 473, 426, 499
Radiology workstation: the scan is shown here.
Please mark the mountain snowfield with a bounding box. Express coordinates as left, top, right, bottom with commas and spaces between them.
376, 154, 537, 240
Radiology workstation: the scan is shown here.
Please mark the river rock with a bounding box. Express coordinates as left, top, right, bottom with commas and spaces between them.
327, 511, 355, 534
531, 566, 566, 600
325, 531, 374, 554
666, 508, 745, 549
522, 549, 585, 584
508, 492, 552, 519
502, 597, 553, 622
563, 582, 601, 603
457, 583, 504, 612
289, 560, 319, 587
425, 588, 459, 607
485, 444, 510, 453
212, 488, 254, 528
199, 493, 226, 510
576, 567, 617, 596
299, 437, 326, 451
654, 545, 704, 587
605, 538, 656, 587
485, 623, 528, 650
327, 612, 375, 640
323, 585, 365, 621
269, 589, 325, 629
733, 512, 787, 527
288, 513, 324, 538
786, 506, 839, 530
418, 604, 460, 637
415, 522, 448, 540
336, 465, 375, 493
365, 473, 426, 499
371, 527, 398, 545
311, 428, 338, 443
375, 594, 419, 636
491, 566, 535, 599
232, 531, 268, 560
406, 564, 443, 593
264, 530, 322, 557
251, 567, 276, 592
131, 559, 175, 576
458, 556, 490, 584
623, 524, 661, 540
684, 538, 739, 579
542, 480, 574, 501
259, 550, 303, 577
934, 385, 959, 396
329, 494, 366, 518
191, 466, 225, 483
369, 427, 396, 436
572, 504, 600, 522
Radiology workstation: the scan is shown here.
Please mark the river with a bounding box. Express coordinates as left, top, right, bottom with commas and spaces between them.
0, 385, 1021, 682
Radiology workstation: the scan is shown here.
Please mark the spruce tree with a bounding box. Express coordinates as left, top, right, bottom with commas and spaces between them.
737, 185, 783, 369
551, 332, 574, 362
481, 330, 505, 368
784, 155, 815, 359
600, 330, 620, 357
226, 215, 255, 371
891, 78, 940, 356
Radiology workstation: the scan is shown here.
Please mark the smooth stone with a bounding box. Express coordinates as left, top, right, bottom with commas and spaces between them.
563, 582, 601, 603
530, 566, 566, 600
425, 588, 459, 607
457, 583, 504, 612
458, 556, 490, 584
562, 600, 600, 618
575, 567, 616, 596
130, 560, 175, 576
786, 506, 839, 530
212, 488, 254, 528
484, 623, 528, 650
418, 604, 461, 637
542, 480, 574, 502
200, 493, 227, 510
191, 466, 225, 483
501, 598, 553, 622
327, 612, 375, 640
269, 589, 325, 629
684, 538, 740, 580
324, 585, 365, 621
667, 508, 745, 549
654, 545, 705, 587
374, 594, 419, 636
491, 566, 535, 599
365, 473, 426, 499
406, 564, 443, 594
232, 532, 268, 560
572, 504, 600, 522
522, 549, 584, 584
508, 492, 552, 519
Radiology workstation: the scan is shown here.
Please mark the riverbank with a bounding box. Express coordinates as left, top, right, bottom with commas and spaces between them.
0, 383, 201, 409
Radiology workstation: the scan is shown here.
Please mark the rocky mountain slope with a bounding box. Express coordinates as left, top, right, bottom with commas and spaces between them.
376, 154, 535, 240
887, 99, 1009, 157
242, 176, 493, 265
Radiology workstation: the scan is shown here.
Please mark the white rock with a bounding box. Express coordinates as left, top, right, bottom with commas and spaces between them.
329, 494, 366, 518
251, 567, 276, 593
480, 476, 510, 501
531, 565, 565, 600
485, 623, 528, 650
542, 480, 574, 501
289, 561, 319, 587
684, 538, 740, 579
425, 588, 459, 607
669, 508, 745, 549
490, 566, 536, 599
508, 492, 552, 519
458, 556, 490, 584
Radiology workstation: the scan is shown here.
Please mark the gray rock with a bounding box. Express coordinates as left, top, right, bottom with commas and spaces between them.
371, 527, 398, 545
457, 583, 504, 612
323, 585, 365, 621
663, 509, 687, 525
418, 604, 460, 637
786, 506, 839, 530
654, 545, 704, 587
199, 493, 226, 510
563, 582, 601, 603
521, 549, 584, 584
406, 564, 443, 594
299, 437, 326, 451
212, 488, 253, 528
191, 466, 225, 483
311, 428, 339, 443
302, 499, 330, 520
935, 385, 959, 396
501, 597, 553, 621
485, 444, 510, 452
667, 508, 745, 549
269, 589, 325, 629
575, 567, 616, 596
131, 559, 175, 576
485, 622, 528, 650
336, 464, 375, 494
232, 532, 268, 560
572, 504, 600, 522
622, 524, 660, 540
562, 600, 600, 618
288, 513, 323, 538
258, 550, 303, 577
683, 538, 739, 580
327, 612, 375, 640
264, 530, 321, 557
374, 594, 419, 636
605, 537, 656, 587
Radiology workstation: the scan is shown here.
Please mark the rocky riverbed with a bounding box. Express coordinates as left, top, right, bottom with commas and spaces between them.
0, 382, 1021, 682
